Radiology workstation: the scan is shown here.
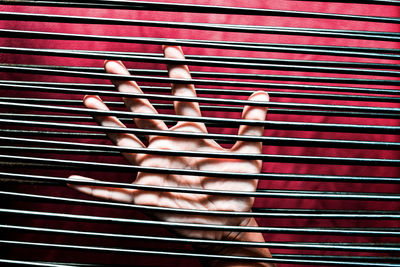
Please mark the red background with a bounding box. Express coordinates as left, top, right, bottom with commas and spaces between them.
0, 1, 399, 266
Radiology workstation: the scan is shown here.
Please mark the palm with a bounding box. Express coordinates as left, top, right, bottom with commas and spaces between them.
70, 45, 268, 241
133, 122, 261, 239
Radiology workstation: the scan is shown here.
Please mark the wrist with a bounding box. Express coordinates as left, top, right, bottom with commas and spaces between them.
199, 217, 276, 267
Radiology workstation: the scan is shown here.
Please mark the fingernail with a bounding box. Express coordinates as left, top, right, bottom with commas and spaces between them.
249, 91, 269, 102
83, 95, 102, 102
105, 60, 129, 74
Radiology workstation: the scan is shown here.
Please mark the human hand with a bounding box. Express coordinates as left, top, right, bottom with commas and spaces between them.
69, 45, 273, 265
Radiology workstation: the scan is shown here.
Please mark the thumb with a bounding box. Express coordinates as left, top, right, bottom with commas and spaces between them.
68, 175, 135, 203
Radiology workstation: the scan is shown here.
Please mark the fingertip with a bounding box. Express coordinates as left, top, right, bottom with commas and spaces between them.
83, 94, 102, 102
162, 40, 179, 51
163, 45, 185, 59
83, 94, 101, 104
241, 91, 269, 121
68, 175, 93, 181
248, 91, 269, 102
104, 60, 129, 75
104, 59, 116, 69
67, 175, 94, 189
83, 95, 108, 110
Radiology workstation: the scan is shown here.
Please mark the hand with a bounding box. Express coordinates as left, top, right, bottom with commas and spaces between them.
69, 45, 274, 266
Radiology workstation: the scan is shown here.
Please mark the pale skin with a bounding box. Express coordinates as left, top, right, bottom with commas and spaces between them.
69, 45, 275, 266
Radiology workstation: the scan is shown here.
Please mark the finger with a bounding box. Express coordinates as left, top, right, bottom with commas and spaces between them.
230, 91, 269, 154
105, 60, 168, 131
68, 175, 135, 203
163, 45, 207, 131
84, 95, 144, 165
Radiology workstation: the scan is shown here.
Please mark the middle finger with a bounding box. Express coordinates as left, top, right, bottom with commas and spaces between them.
163, 45, 207, 132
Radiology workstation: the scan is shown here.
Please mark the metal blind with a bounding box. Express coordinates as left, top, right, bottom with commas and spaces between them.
0, 0, 399, 266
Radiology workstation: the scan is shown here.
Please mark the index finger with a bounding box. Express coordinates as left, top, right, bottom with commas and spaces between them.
163, 45, 207, 132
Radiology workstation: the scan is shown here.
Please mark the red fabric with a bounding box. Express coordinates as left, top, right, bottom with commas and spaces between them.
1, 1, 399, 266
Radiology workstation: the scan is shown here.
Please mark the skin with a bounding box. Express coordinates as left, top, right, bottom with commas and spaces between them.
69, 45, 275, 266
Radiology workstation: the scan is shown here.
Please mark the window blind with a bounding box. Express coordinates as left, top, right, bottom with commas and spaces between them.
0, 0, 399, 266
